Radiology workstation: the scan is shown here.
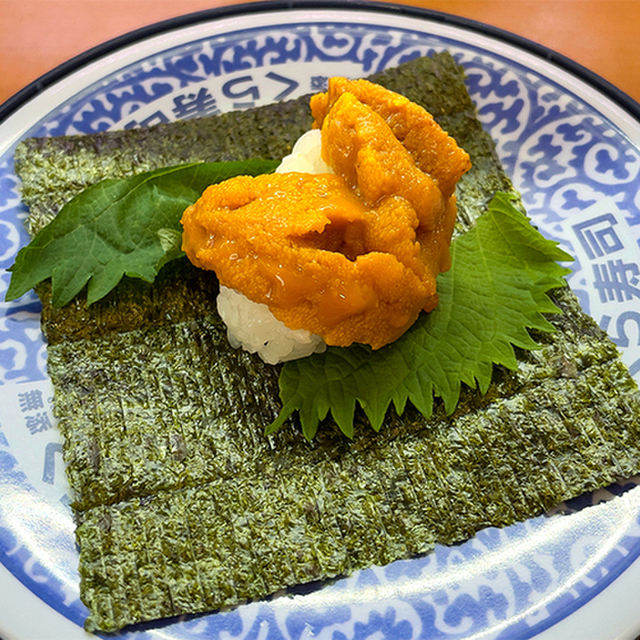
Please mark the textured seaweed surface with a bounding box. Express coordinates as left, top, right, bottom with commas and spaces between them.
15, 52, 640, 632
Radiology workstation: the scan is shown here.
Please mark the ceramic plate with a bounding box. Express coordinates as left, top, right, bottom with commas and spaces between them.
2, 2, 640, 639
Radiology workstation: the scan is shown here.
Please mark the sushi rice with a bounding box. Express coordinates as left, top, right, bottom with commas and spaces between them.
216, 130, 331, 364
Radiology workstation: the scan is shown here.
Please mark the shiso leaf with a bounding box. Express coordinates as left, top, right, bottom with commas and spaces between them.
268, 192, 574, 439
157, 227, 184, 260
6, 159, 278, 307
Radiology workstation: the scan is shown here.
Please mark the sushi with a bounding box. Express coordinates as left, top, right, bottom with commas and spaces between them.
181, 79, 470, 357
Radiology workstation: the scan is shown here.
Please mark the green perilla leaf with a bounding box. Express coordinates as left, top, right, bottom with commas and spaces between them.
6, 159, 278, 307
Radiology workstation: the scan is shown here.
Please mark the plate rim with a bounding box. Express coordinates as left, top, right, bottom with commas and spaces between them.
1, 0, 640, 126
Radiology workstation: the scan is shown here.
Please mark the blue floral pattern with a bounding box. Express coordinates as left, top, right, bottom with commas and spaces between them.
1, 13, 640, 639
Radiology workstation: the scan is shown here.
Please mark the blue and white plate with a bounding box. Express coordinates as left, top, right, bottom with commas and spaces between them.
2, 3, 640, 639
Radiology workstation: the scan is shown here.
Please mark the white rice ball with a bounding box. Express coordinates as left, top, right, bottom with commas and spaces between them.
216, 129, 332, 365
275, 129, 333, 175
217, 286, 326, 365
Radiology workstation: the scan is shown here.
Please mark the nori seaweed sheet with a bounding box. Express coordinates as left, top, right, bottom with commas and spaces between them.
14, 52, 640, 632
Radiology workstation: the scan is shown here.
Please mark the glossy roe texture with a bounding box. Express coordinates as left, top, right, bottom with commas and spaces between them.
310, 77, 471, 200
181, 79, 471, 349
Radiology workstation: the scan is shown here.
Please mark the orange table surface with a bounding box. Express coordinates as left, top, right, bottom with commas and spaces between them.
1, 0, 640, 111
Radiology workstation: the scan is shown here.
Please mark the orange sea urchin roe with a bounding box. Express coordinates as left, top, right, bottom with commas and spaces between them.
181, 79, 471, 349
310, 77, 471, 199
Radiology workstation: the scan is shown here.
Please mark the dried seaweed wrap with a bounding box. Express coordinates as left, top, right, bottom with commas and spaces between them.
14, 51, 640, 632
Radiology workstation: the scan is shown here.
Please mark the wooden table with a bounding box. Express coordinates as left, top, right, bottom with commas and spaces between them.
1, 0, 639, 109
